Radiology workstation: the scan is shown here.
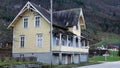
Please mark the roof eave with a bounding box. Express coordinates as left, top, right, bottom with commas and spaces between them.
7, 1, 51, 29
7, 1, 31, 29
79, 8, 86, 30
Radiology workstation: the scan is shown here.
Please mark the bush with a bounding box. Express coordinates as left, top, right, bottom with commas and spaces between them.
42, 64, 50, 68
0, 57, 5, 62
4, 57, 11, 62
13, 57, 37, 62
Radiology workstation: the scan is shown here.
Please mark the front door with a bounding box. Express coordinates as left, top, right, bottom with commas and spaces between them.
68, 55, 71, 64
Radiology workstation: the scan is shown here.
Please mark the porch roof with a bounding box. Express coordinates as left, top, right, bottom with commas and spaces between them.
52, 29, 76, 36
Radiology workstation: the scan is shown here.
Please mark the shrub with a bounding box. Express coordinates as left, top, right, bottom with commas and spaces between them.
42, 64, 50, 68
4, 57, 11, 62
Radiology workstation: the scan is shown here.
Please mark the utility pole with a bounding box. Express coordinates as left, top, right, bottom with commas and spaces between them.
50, 0, 53, 68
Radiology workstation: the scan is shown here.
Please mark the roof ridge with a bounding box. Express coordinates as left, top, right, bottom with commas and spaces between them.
29, 1, 81, 14
53, 8, 82, 13
30, 1, 50, 13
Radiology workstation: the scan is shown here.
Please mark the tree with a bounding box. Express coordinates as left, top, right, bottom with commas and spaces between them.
118, 45, 120, 56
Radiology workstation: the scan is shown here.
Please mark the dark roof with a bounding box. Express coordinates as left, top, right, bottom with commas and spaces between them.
53, 9, 80, 28
31, 2, 81, 29
31, 2, 51, 22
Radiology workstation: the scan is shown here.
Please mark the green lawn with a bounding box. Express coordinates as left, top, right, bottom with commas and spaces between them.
53, 62, 100, 68
0, 61, 100, 68
0, 62, 37, 66
1, 56, 120, 68
89, 56, 120, 62
109, 50, 118, 56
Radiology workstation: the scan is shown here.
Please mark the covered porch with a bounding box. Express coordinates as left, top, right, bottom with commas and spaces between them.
52, 29, 89, 49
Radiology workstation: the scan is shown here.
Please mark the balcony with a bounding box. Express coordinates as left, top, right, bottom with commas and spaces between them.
52, 33, 89, 53
52, 46, 88, 53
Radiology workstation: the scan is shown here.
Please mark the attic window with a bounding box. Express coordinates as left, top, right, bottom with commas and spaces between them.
35, 16, 40, 27
23, 17, 28, 28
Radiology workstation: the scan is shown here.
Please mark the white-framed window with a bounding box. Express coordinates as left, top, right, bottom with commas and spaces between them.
34, 16, 40, 27
23, 17, 28, 28
36, 33, 43, 47
20, 35, 25, 48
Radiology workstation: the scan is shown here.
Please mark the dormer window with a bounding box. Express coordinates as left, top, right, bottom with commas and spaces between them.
23, 17, 28, 28
35, 16, 40, 27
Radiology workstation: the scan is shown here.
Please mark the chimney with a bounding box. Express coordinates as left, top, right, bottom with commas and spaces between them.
39, 4, 41, 7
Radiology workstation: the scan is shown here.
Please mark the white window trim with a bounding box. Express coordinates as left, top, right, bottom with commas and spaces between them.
19, 35, 25, 48
23, 17, 28, 28
34, 16, 40, 28
77, 22, 80, 31
36, 33, 43, 47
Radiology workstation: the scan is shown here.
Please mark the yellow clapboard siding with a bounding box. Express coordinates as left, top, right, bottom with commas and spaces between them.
13, 10, 50, 53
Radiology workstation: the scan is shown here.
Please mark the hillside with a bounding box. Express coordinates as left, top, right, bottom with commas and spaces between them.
0, 0, 120, 45
94, 32, 120, 46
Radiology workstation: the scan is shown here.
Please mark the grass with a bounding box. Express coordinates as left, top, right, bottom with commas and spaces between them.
0, 61, 37, 66
89, 56, 120, 62
1, 56, 119, 68
108, 50, 118, 56
0, 61, 100, 68
52, 62, 101, 68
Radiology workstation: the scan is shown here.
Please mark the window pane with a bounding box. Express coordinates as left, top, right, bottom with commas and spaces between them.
36, 34, 43, 47
35, 16, 40, 27
23, 17, 28, 28
20, 35, 25, 48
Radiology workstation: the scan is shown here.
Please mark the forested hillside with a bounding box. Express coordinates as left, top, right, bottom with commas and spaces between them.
0, 0, 120, 44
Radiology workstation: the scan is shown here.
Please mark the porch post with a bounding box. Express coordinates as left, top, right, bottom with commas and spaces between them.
72, 36, 74, 47
74, 36, 76, 47
59, 52, 62, 64
59, 33, 62, 46
79, 53, 81, 63
72, 53, 75, 64
78, 37, 81, 48
73, 36, 76, 47
83, 40, 85, 47
87, 41, 89, 48
66, 35, 68, 46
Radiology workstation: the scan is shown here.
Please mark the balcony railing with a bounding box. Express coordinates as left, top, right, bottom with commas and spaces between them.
52, 32, 89, 53
52, 45, 88, 53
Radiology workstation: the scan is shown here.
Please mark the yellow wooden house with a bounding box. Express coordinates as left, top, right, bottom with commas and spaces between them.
8, 1, 89, 64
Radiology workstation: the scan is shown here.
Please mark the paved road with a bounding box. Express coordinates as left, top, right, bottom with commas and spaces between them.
76, 61, 120, 68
